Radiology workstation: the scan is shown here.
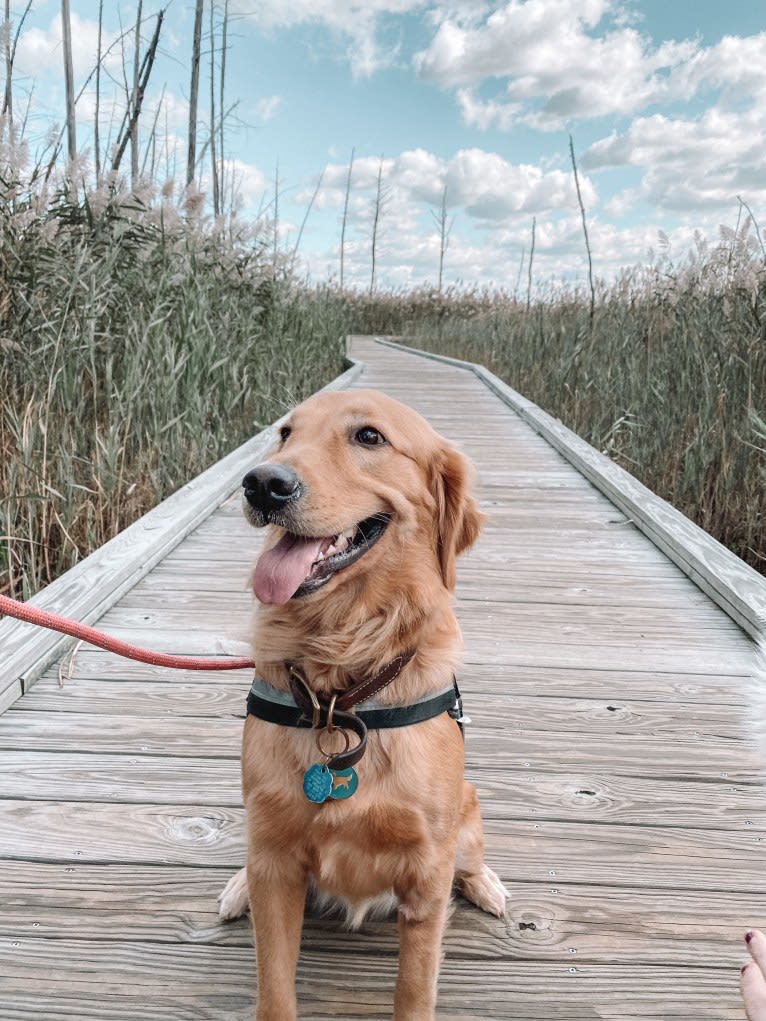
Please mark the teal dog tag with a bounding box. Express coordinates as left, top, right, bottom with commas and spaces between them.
303, 763, 333, 803
329, 767, 358, 800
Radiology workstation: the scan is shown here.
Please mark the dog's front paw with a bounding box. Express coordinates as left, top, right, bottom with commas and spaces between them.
218, 866, 250, 922
457, 865, 509, 918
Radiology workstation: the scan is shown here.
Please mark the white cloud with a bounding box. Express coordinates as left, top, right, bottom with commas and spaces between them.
225, 158, 269, 209
583, 98, 766, 213
292, 143, 607, 289
253, 95, 283, 122
413, 0, 766, 131
15, 11, 121, 81
602, 188, 639, 219
303, 146, 596, 230
303, 202, 676, 292
447, 148, 593, 218
231, 0, 426, 78
455, 88, 522, 131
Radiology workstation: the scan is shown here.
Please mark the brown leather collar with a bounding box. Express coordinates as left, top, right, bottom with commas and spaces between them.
285, 651, 415, 771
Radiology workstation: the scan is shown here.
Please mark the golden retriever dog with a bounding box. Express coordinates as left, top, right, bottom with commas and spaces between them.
218, 388, 507, 1021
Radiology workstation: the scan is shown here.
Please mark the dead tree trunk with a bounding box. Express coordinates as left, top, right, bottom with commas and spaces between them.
208, 0, 219, 214
187, 0, 204, 188
218, 0, 229, 211
339, 147, 354, 290
369, 155, 387, 296
526, 216, 536, 312
2, 0, 12, 130
94, 0, 103, 180
61, 0, 77, 163
272, 159, 280, 275
130, 0, 143, 187
569, 134, 595, 329
1, 1, 32, 146
431, 184, 452, 295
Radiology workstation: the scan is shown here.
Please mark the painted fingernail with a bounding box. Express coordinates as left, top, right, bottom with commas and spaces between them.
743, 963, 751, 974
746, 931, 755, 944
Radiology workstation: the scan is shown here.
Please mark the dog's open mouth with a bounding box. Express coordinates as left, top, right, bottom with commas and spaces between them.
252, 514, 390, 605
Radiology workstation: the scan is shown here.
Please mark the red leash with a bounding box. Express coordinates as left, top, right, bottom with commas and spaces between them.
0, 593, 256, 671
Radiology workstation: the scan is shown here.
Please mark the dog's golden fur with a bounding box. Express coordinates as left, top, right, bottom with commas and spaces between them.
219, 389, 506, 1021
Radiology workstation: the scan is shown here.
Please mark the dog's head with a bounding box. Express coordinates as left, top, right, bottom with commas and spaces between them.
242, 389, 483, 606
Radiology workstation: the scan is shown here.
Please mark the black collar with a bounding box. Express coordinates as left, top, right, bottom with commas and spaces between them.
246, 652, 467, 773
246, 676, 466, 734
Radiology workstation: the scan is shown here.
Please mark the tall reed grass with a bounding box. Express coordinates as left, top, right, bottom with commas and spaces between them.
346, 230, 766, 574
4, 161, 764, 596
0, 174, 347, 597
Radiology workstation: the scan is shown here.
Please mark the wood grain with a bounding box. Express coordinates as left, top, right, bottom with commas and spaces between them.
0, 936, 747, 1019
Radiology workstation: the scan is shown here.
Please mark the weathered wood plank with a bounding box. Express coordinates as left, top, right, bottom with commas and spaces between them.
91, 599, 742, 640
0, 711, 244, 755
0, 936, 747, 1019
28, 649, 752, 707
2, 800, 766, 900
0, 751, 242, 805
0, 800, 247, 866
0, 735, 757, 809
109, 562, 718, 612
0, 862, 760, 970
13, 679, 248, 717
8, 686, 751, 740
0, 728, 762, 834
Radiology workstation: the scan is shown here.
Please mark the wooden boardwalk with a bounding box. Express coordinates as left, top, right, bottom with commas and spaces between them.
2, 336, 766, 1019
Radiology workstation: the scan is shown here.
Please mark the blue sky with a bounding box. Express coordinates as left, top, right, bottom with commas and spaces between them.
7, 1, 766, 290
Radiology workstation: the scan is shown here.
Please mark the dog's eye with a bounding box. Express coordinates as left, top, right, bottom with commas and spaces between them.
355, 426, 386, 447
279, 426, 291, 443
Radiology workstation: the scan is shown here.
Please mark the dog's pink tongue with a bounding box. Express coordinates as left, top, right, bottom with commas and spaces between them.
253, 533, 324, 605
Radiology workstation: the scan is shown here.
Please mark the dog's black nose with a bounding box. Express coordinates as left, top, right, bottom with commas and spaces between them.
243, 464, 301, 513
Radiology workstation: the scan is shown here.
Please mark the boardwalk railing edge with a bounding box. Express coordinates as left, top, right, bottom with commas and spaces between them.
0, 359, 365, 714
370, 336, 766, 642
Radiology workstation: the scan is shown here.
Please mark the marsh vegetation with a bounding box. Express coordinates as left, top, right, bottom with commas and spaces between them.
346, 232, 766, 575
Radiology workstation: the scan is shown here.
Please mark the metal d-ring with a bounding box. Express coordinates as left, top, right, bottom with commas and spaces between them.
315, 725, 350, 761
289, 665, 322, 730
325, 693, 338, 733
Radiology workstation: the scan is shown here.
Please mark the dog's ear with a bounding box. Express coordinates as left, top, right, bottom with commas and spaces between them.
430, 442, 484, 591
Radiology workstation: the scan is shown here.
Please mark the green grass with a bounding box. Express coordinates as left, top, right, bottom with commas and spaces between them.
0, 181, 347, 597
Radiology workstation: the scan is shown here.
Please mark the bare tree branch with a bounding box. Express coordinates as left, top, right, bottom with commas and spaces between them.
370, 155, 389, 296
526, 216, 536, 313
111, 9, 165, 174
515, 245, 525, 299
141, 83, 166, 180
340, 146, 355, 290
569, 133, 595, 329
291, 166, 325, 270
430, 184, 453, 295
